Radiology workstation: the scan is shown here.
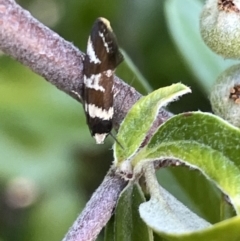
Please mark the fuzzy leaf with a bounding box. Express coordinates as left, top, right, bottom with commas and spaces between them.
113, 84, 191, 168
114, 184, 153, 241
139, 185, 210, 237
104, 215, 115, 241
140, 187, 240, 241
133, 112, 240, 214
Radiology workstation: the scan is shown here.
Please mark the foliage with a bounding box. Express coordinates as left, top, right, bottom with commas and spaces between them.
0, 0, 239, 241
112, 83, 240, 241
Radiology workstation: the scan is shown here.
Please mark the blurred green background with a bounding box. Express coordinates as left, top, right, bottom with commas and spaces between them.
0, 0, 238, 240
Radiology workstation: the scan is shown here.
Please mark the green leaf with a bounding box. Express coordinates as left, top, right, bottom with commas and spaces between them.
104, 215, 115, 241
157, 167, 222, 223
139, 185, 210, 239
113, 84, 191, 169
114, 184, 153, 241
164, 0, 237, 93
134, 112, 240, 213
141, 189, 240, 241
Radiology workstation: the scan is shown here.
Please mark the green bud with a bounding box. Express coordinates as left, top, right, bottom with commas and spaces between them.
210, 64, 240, 127
200, 0, 240, 59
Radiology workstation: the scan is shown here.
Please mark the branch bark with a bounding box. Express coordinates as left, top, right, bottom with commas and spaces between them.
0, 0, 171, 129
63, 168, 127, 241
0, 1, 173, 240
0, 0, 83, 97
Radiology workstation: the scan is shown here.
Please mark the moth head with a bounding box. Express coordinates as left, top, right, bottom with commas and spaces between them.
98, 17, 111, 31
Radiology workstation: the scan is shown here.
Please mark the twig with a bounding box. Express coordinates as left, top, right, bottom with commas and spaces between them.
0, 1, 174, 240
0, 0, 171, 129
62, 168, 127, 241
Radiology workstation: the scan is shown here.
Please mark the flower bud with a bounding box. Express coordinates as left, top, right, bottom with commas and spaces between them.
210, 64, 240, 127
200, 0, 240, 59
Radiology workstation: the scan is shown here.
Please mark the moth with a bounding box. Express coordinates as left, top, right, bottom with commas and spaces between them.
83, 17, 123, 144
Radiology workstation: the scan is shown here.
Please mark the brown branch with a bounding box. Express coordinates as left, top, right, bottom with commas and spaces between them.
0, 0, 84, 97
63, 168, 127, 241
0, 1, 174, 240
0, 0, 171, 129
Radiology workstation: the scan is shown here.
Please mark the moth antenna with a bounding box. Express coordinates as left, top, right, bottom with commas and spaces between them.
109, 132, 124, 149
129, 76, 136, 87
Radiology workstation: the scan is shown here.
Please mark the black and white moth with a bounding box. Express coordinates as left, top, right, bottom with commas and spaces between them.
83, 17, 123, 144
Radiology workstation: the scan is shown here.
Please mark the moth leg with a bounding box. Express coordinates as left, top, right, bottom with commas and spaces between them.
71, 90, 83, 103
